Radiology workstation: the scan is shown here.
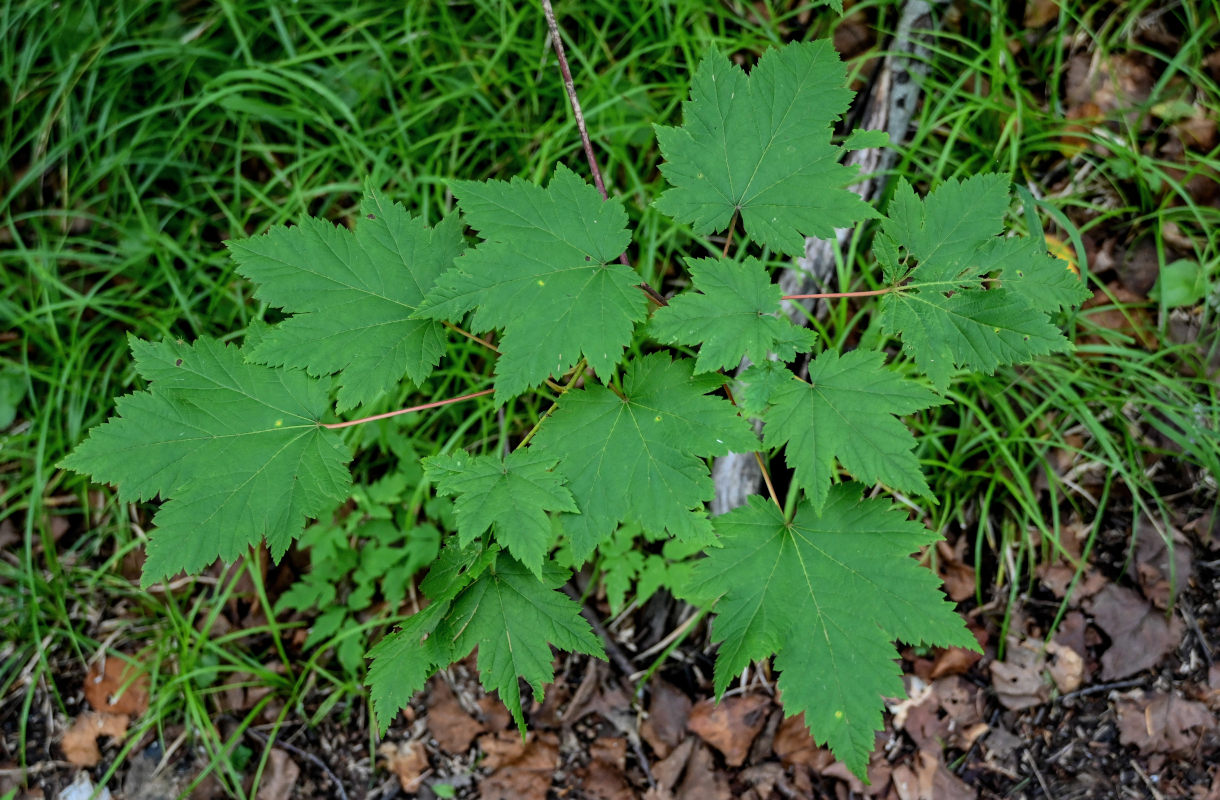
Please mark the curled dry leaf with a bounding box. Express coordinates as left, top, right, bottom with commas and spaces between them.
61, 712, 130, 767
990, 638, 1050, 710
378, 740, 429, 792
84, 657, 149, 716
476, 731, 558, 800
1045, 640, 1085, 693
1087, 584, 1185, 680
686, 694, 771, 767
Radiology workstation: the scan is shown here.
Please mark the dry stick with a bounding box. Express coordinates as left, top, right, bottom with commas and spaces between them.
538, 0, 667, 308
245, 728, 350, 800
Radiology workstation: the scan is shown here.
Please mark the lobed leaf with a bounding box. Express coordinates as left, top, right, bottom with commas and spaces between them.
227, 192, 464, 411
681, 486, 979, 776
423, 450, 577, 576
654, 41, 877, 256
59, 336, 351, 585
417, 164, 648, 402
877, 176, 1090, 389
649, 255, 817, 372
531, 353, 757, 563
761, 350, 944, 511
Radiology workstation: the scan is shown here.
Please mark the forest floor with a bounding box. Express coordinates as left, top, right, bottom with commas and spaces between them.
3, 1, 1219, 799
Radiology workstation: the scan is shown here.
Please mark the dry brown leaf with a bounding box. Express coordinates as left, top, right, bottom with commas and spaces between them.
934, 677, 988, 749
1116, 691, 1217, 755
652, 736, 695, 791
936, 539, 977, 603
1129, 514, 1193, 609
929, 646, 982, 679
1045, 640, 1084, 693
989, 638, 1050, 710
675, 743, 730, 800
426, 679, 483, 754
378, 740, 429, 792
686, 694, 771, 767
1087, 584, 1185, 680
641, 680, 692, 759
84, 657, 149, 716
577, 738, 633, 800
913, 751, 975, 800
1080, 284, 1158, 350
477, 731, 557, 800
1023, 0, 1060, 26
772, 714, 832, 769
476, 695, 512, 732
61, 712, 130, 767
255, 748, 299, 800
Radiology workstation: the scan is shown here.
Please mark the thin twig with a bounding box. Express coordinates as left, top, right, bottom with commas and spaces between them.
538, 0, 667, 307
563, 584, 636, 679
1132, 761, 1166, 800
321, 389, 494, 430
1022, 749, 1057, 800
246, 728, 350, 800
1059, 677, 1146, 701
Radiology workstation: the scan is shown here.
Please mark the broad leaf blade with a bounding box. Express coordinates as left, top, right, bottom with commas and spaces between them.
878, 177, 1088, 389
366, 600, 452, 734
650, 255, 817, 372
444, 555, 605, 733
532, 354, 758, 562
60, 337, 351, 585
654, 42, 877, 255
417, 164, 647, 402
682, 486, 978, 777
424, 450, 577, 576
761, 350, 944, 510
228, 193, 464, 411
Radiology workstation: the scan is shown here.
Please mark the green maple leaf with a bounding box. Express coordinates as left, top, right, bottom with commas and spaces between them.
423, 450, 577, 576
650, 255, 817, 372
367, 540, 501, 733
367, 600, 452, 733
445, 554, 605, 733
761, 350, 944, 511
59, 336, 351, 586
877, 176, 1090, 389
227, 192, 465, 411
681, 486, 978, 777
654, 41, 877, 256
531, 353, 758, 563
416, 164, 648, 402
